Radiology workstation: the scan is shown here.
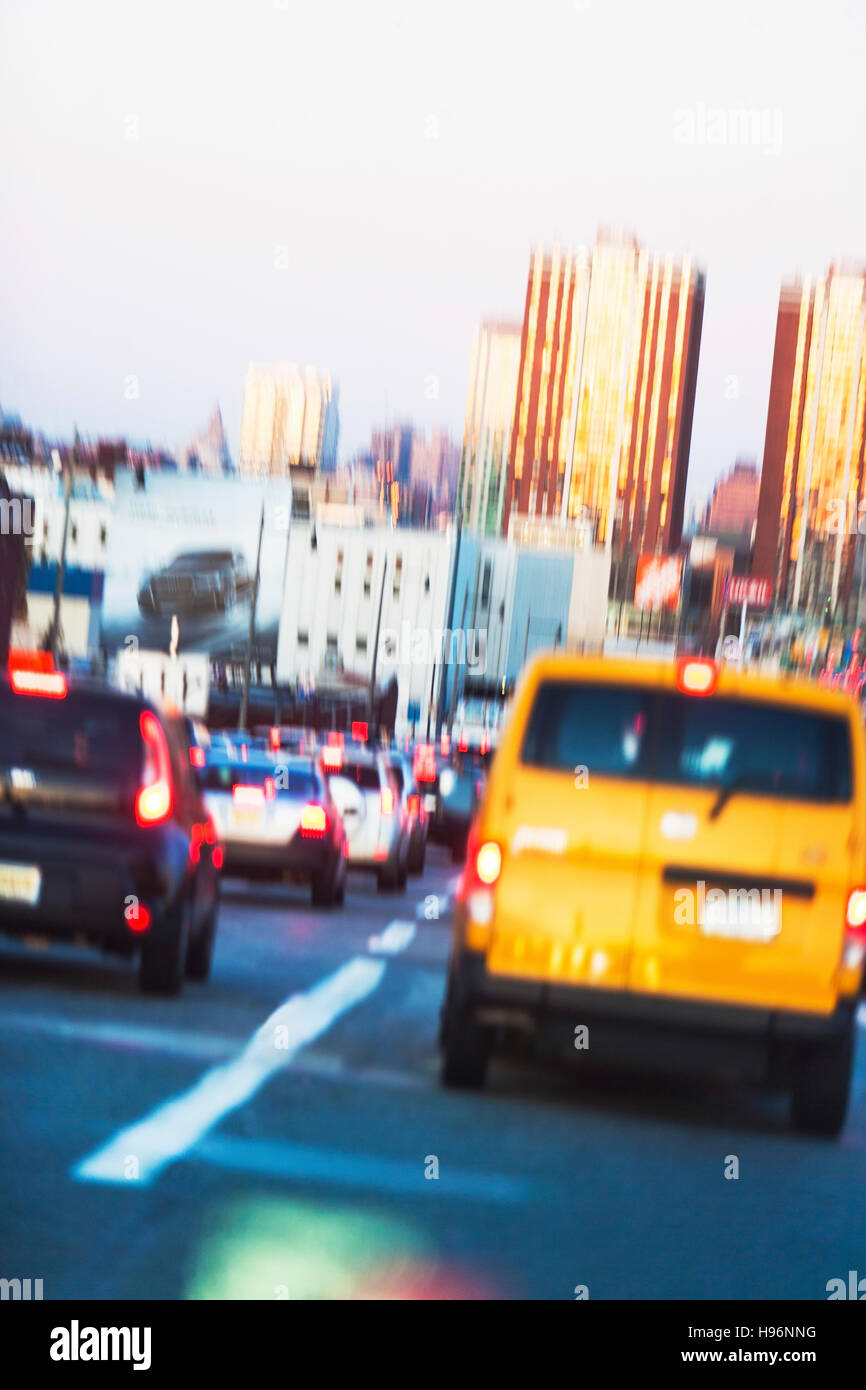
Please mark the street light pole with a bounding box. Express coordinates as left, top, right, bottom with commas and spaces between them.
368, 551, 388, 726
239, 502, 265, 733
49, 431, 76, 662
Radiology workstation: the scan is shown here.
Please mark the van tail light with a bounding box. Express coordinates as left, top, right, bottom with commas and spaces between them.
380, 786, 395, 816
189, 746, 205, 768
845, 888, 866, 937
136, 711, 173, 826
300, 803, 328, 838
475, 840, 502, 885
676, 657, 718, 696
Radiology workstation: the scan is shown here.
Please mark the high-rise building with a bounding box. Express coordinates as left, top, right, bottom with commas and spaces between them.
504, 234, 705, 572
239, 364, 336, 475
753, 266, 866, 616
458, 321, 522, 534
705, 458, 760, 542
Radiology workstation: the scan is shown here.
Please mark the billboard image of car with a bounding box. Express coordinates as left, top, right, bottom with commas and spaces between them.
101, 472, 292, 661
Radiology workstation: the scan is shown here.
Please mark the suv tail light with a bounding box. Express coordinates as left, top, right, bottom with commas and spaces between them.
380, 786, 395, 816
300, 803, 328, 838
136, 711, 173, 826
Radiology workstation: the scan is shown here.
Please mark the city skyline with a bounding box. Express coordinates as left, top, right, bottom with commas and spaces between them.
2, 0, 865, 507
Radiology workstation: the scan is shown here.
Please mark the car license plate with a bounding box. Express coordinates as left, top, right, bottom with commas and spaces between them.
231, 806, 263, 829
0, 862, 41, 906
700, 891, 780, 942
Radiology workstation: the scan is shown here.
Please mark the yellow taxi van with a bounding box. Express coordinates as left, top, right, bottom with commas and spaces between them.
440, 653, 866, 1135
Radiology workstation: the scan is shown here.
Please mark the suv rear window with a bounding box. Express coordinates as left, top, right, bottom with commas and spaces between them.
0, 688, 141, 779
203, 763, 318, 796
336, 762, 381, 791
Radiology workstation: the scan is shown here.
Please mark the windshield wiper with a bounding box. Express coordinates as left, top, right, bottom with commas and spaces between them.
708, 773, 752, 821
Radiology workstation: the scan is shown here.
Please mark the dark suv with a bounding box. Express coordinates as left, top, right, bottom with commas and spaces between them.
137, 550, 252, 616
0, 667, 222, 994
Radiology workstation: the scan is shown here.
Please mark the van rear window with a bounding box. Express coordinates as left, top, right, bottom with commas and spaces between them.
521, 680, 852, 803
522, 682, 650, 776
654, 693, 852, 803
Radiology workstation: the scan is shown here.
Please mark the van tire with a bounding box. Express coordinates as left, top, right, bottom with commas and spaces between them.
791, 1023, 854, 1137
139, 899, 189, 996
441, 1008, 490, 1089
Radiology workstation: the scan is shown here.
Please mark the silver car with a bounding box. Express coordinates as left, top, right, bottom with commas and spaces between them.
325, 750, 409, 892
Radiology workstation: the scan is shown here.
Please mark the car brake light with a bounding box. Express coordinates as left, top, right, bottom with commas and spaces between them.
270, 726, 280, 751
124, 902, 151, 933
475, 841, 502, 886
264, 777, 275, 801
9, 650, 68, 698
380, 786, 395, 816
845, 888, 866, 935
351, 721, 368, 742
233, 784, 265, 807
322, 746, 343, 771
212, 845, 224, 870
408, 792, 420, 817
458, 732, 468, 752
136, 711, 173, 826
676, 657, 718, 696
189, 746, 205, 768
300, 802, 328, 837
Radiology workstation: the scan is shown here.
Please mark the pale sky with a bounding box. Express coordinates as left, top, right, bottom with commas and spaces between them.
1, 0, 864, 506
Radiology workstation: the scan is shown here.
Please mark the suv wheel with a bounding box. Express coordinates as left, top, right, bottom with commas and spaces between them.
791, 1021, 854, 1137
139, 898, 189, 996
185, 900, 217, 982
377, 862, 399, 893
311, 860, 342, 907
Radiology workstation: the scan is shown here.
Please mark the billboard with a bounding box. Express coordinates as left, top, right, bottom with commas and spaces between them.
101, 472, 292, 662
634, 553, 683, 611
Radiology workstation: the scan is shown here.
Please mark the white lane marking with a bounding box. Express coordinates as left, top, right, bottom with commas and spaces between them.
0, 1011, 238, 1063
368, 920, 416, 955
194, 1134, 532, 1203
72, 957, 385, 1186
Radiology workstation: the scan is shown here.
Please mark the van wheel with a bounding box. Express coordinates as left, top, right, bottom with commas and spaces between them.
441, 1008, 490, 1089
185, 902, 217, 981
791, 1023, 854, 1137
139, 899, 189, 996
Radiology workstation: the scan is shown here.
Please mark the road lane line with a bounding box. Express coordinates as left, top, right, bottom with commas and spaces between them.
0, 1011, 239, 1062
368, 920, 416, 955
72, 957, 385, 1186
193, 1134, 532, 1203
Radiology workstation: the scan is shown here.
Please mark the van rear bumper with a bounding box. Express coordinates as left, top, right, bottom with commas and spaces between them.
446, 948, 856, 1081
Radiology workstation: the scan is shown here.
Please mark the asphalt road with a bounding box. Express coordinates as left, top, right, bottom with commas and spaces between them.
1, 844, 865, 1301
